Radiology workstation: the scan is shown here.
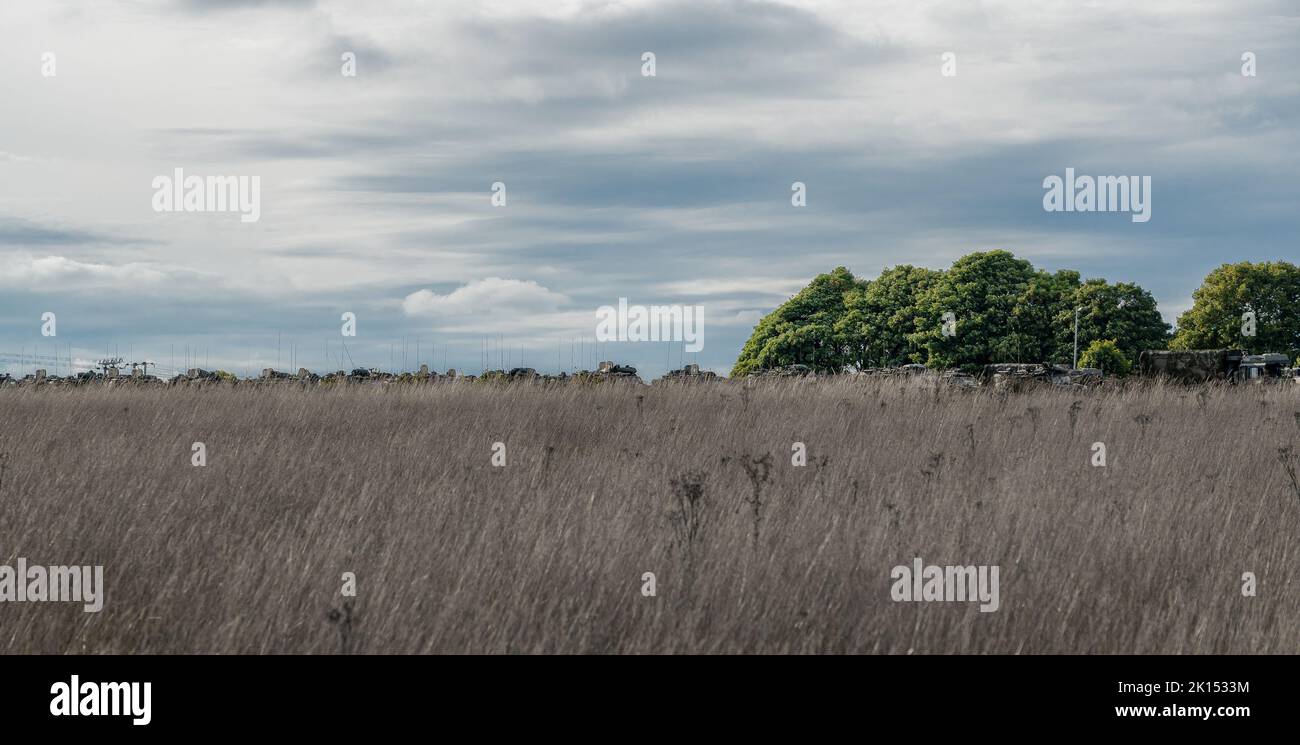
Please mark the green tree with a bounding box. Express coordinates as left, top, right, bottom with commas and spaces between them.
1057, 279, 1170, 364
730, 266, 859, 376
1078, 339, 1131, 376
732, 251, 1171, 375
835, 264, 942, 368
1008, 269, 1082, 364
1170, 261, 1300, 356
911, 250, 1037, 370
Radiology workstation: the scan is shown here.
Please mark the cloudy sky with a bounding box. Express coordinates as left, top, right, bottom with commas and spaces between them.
1, 0, 1297, 378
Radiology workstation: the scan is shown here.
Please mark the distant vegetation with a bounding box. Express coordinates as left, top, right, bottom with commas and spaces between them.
1170, 261, 1300, 354
732, 253, 1300, 377
1078, 339, 1130, 377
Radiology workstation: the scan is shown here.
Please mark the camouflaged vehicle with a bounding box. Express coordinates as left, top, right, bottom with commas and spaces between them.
594, 361, 642, 383
566, 361, 642, 384
172, 368, 227, 386
254, 367, 319, 385
393, 366, 445, 385
940, 369, 980, 387
342, 367, 395, 384
67, 370, 104, 385
318, 370, 349, 385
976, 363, 1101, 389
1137, 349, 1244, 383
1064, 367, 1103, 385
260, 367, 296, 382
858, 363, 927, 378
657, 363, 720, 384
406, 364, 441, 383
980, 363, 1056, 390
747, 363, 813, 378
1233, 353, 1290, 383
595, 360, 634, 375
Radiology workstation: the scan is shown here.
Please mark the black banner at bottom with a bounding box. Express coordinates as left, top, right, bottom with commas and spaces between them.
0, 654, 1285, 735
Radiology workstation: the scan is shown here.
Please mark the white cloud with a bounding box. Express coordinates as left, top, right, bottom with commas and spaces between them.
0, 254, 174, 288
402, 277, 570, 317
728, 309, 765, 326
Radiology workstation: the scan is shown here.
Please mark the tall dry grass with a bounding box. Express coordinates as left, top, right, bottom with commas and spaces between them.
0, 378, 1296, 653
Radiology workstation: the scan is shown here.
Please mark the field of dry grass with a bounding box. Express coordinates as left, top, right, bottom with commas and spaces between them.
0, 378, 1296, 654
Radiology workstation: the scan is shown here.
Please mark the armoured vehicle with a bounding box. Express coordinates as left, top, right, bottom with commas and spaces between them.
658, 363, 720, 384
1138, 349, 1245, 383
1061, 367, 1103, 385
172, 368, 225, 385
566, 361, 642, 384
747, 364, 812, 378
979, 363, 1102, 389
1233, 353, 1290, 382
1138, 349, 1292, 383
595, 361, 640, 380
940, 370, 979, 387
980, 363, 1054, 389
858, 363, 926, 378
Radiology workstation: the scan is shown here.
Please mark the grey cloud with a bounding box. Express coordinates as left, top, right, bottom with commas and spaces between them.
0, 218, 153, 247
3, 0, 1299, 379
177, 0, 315, 12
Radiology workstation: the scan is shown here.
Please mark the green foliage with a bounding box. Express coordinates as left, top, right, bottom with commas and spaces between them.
1170, 261, 1300, 356
1009, 268, 1083, 365
1078, 339, 1131, 376
1060, 280, 1170, 364
835, 265, 941, 368
910, 250, 1037, 370
730, 266, 859, 376
734, 251, 1175, 375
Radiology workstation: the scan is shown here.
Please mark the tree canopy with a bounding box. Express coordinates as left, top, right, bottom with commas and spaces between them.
731, 251, 1173, 375
1169, 261, 1300, 357
835, 264, 941, 368
730, 266, 858, 377
1061, 279, 1170, 364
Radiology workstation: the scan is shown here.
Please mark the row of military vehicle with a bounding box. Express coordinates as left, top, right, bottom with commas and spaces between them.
2, 350, 1294, 389
754, 350, 1297, 387
0, 361, 651, 387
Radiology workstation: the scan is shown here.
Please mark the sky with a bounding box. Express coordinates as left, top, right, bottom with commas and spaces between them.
1, 0, 1297, 378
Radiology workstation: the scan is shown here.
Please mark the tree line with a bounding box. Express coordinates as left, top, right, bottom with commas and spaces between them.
732, 251, 1300, 376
